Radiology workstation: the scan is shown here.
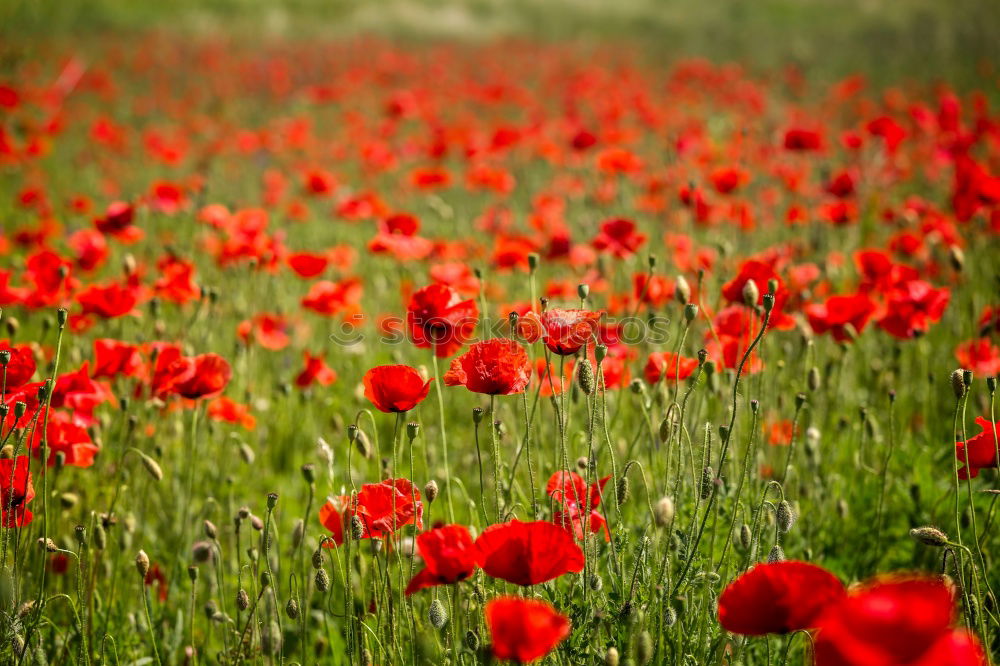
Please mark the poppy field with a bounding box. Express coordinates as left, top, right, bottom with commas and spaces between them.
1, 5, 1000, 665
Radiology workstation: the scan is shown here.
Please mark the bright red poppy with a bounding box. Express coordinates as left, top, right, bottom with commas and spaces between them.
237, 313, 291, 351
0, 455, 34, 527
547, 471, 612, 541
954, 338, 1000, 376
319, 478, 423, 546
295, 351, 337, 388
814, 577, 985, 666
475, 519, 585, 586
76, 282, 139, 319
444, 339, 532, 395
406, 283, 479, 358
955, 417, 999, 479
592, 218, 647, 258
207, 396, 256, 430
92, 339, 143, 379
286, 252, 329, 278
538, 309, 602, 356
877, 281, 950, 339
0, 341, 36, 390
485, 597, 571, 663
805, 293, 878, 342
644, 352, 699, 384
363, 365, 432, 413
718, 560, 845, 635
171, 354, 232, 400
405, 524, 479, 595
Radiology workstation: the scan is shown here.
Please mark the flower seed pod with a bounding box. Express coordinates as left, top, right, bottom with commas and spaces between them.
39, 538, 57, 553
266, 493, 278, 510
762, 293, 774, 312
192, 541, 213, 564
472, 407, 484, 424
654, 496, 675, 527
664, 606, 678, 627
700, 467, 714, 500
683, 303, 699, 322
465, 630, 480, 651
250, 515, 264, 531
776, 501, 796, 534
577, 358, 595, 395
910, 526, 949, 547
605, 647, 620, 666
203, 520, 217, 540
637, 631, 653, 665
741, 279, 759, 307
595, 344, 608, 364
135, 550, 150, 578
675, 276, 691, 304
589, 573, 603, 591
807, 366, 821, 391
350, 514, 365, 540
74, 525, 87, 547
429, 598, 448, 629
301, 463, 316, 484
424, 479, 439, 503
292, 519, 305, 548
260, 570, 271, 588
616, 476, 630, 504
739, 524, 752, 551
767, 544, 785, 563
312, 547, 325, 570
951, 369, 967, 400
406, 422, 420, 441
286, 598, 300, 619
987, 376, 996, 394
629, 378, 644, 395
658, 418, 671, 443
314, 568, 330, 592
139, 452, 163, 482
187, 565, 198, 582
578, 283, 590, 301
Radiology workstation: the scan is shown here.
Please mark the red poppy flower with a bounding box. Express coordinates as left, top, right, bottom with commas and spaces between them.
171, 354, 232, 400
547, 471, 612, 541
28, 409, 100, 468
153, 256, 199, 303
538, 309, 602, 356
207, 397, 256, 430
286, 252, 329, 278
814, 577, 985, 666
407, 284, 479, 358
144, 563, 169, 603
954, 339, 1000, 376
319, 478, 423, 546
877, 281, 950, 339
644, 352, 699, 384
236, 313, 291, 351
0, 455, 34, 527
301, 278, 363, 317
475, 519, 585, 585
369, 213, 434, 261
92, 339, 143, 379
718, 560, 845, 635
0, 341, 36, 391
363, 365, 431, 413
955, 417, 999, 480
805, 293, 878, 342
405, 524, 479, 595
592, 218, 646, 258
295, 351, 337, 388
486, 597, 571, 663
94, 201, 139, 239
783, 127, 824, 151
444, 339, 531, 395
76, 282, 139, 319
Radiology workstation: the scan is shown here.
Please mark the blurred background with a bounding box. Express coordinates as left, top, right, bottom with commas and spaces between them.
2, 0, 998, 89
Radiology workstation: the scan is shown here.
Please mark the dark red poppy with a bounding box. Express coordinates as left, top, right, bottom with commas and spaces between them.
954, 339, 1000, 376
171, 354, 232, 400
153, 256, 199, 303
485, 597, 571, 663
955, 417, 999, 480
286, 252, 329, 278
295, 351, 337, 388
718, 560, 845, 635
28, 409, 100, 468
805, 293, 878, 342
319, 478, 423, 546
814, 577, 985, 666
0, 341, 36, 391
475, 519, 585, 586
592, 218, 646, 258
405, 524, 479, 595
783, 127, 824, 151
877, 281, 950, 339
444, 339, 531, 395
0, 455, 34, 527
538, 309, 602, 356
407, 284, 479, 358
369, 213, 433, 261
363, 365, 431, 413
92, 339, 143, 379
76, 282, 139, 319
644, 352, 699, 384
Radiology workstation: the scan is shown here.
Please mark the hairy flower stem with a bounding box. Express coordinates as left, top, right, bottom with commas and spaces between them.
430, 354, 456, 523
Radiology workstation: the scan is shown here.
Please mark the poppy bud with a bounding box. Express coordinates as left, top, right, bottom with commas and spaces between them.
629, 378, 644, 395
700, 467, 714, 500
12, 401, 25, 421
949, 246, 964, 272
204, 520, 217, 540
472, 407, 484, 424
910, 526, 949, 547
675, 276, 691, 304
251, 515, 264, 531
285, 598, 299, 619
768, 545, 785, 563
314, 568, 330, 592
57, 307, 68, 328
963, 370, 973, 390
776, 501, 795, 533
577, 359, 595, 395
683, 303, 698, 322
139, 451, 163, 481
266, 493, 278, 510
429, 599, 448, 629
951, 369, 966, 399
292, 519, 304, 548
739, 524, 752, 551
60, 493, 78, 508
135, 550, 150, 578
605, 647, 620, 666
664, 606, 678, 627
238, 506, 251, 520
236, 588, 250, 611
750, 399, 759, 414
424, 479, 439, 503
697, 348, 708, 366
239, 443, 255, 464
0, 350, 8, 366
637, 631, 653, 664
648, 255, 657, 269
465, 630, 480, 651
406, 422, 420, 441
654, 496, 675, 527
528, 253, 540, 272
595, 344, 608, 364
187, 566, 198, 582
4, 317, 17, 335
192, 541, 213, 563
741, 280, 759, 307
616, 476, 630, 504
38, 538, 57, 553
361, 648, 373, 666
795, 392, 806, 410
578, 284, 590, 301
301, 464, 316, 484
988, 376, 997, 394
260, 571, 271, 588
658, 418, 670, 443
762, 293, 774, 313
766, 278, 778, 296
351, 515, 365, 540
312, 546, 325, 569
74, 524, 87, 547
589, 573, 603, 591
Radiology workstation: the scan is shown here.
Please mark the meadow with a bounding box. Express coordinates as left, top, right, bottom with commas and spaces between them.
1, 3, 999, 664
